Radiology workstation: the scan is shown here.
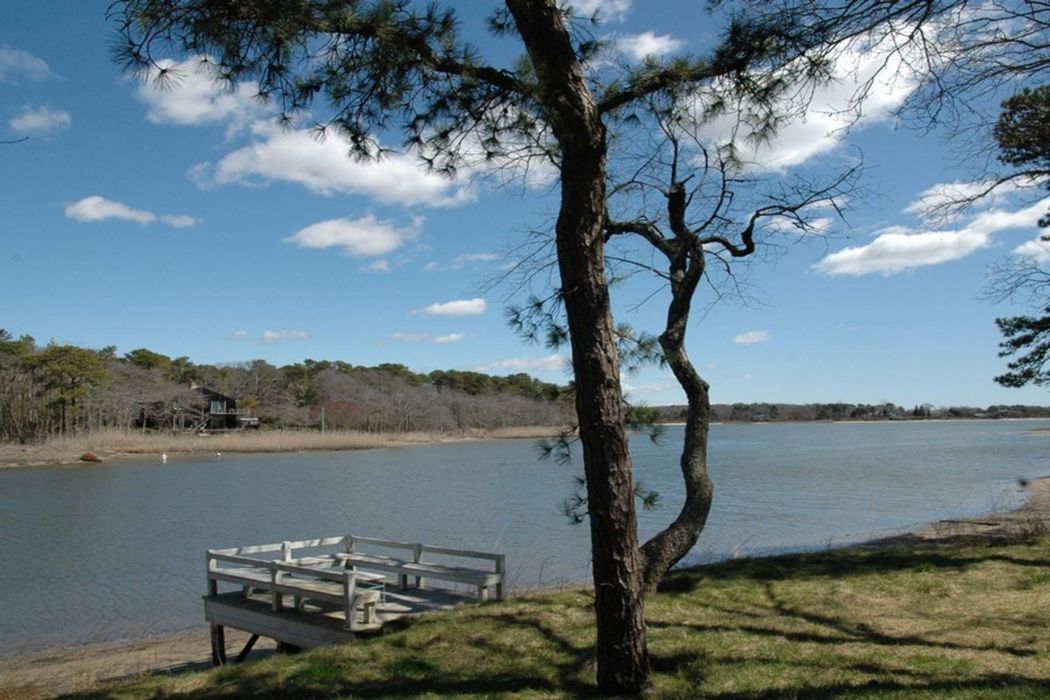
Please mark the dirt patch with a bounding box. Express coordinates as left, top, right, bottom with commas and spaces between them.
0, 629, 276, 699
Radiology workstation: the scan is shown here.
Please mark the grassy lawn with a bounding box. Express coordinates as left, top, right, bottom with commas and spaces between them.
67, 537, 1050, 699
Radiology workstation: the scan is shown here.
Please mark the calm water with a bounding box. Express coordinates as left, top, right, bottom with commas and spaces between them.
1, 420, 1047, 655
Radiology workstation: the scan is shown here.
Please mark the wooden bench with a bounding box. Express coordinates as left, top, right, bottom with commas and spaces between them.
336, 536, 506, 601
206, 545, 381, 631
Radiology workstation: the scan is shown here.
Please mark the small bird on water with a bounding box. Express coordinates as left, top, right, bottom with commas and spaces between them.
161, 452, 168, 463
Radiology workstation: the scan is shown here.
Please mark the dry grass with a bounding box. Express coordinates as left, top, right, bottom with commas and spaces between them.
0, 427, 565, 468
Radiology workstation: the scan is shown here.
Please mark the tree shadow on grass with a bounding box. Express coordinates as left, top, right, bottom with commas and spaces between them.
62, 609, 599, 700
659, 538, 1049, 594
701, 676, 1050, 699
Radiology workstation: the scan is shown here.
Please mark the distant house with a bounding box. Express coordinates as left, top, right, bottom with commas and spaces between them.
173, 386, 259, 432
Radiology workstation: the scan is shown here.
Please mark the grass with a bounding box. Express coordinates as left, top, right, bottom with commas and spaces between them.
0, 427, 564, 467
60, 536, 1050, 699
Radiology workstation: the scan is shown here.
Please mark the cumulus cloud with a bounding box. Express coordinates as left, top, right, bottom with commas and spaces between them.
0, 45, 53, 83
135, 57, 264, 131
192, 123, 475, 207
65, 196, 199, 228
566, 0, 631, 21
616, 32, 684, 61
473, 355, 569, 373
231, 330, 249, 339
285, 215, 422, 258
815, 199, 1050, 276
262, 330, 310, 343
9, 105, 70, 137
416, 298, 487, 316
733, 330, 771, 345
694, 34, 920, 172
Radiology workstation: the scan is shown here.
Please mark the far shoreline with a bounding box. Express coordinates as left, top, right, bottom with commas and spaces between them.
6, 417, 1050, 471
0, 426, 569, 470
3, 475, 1047, 698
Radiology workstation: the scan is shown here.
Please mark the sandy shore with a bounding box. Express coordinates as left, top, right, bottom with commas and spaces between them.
2, 477, 1047, 699
0, 427, 567, 470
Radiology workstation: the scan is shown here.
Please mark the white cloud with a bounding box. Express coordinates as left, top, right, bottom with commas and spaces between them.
902, 179, 1033, 225
160, 214, 200, 228
766, 216, 834, 235
694, 34, 920, 172
815, 199, 1050, 276
454, 252, 499, 266
9, 105, 70, 137
1013, 237, 1050, 264
194, 123, 475, 207
474, 355, 569, 373
361, 259, 391, 273
616, 32, 684, 61
231, 330, 249, 339
389, 331, 465, 344
65, 196, 156, 225
733, 330, 771, 345
0, 45, 53, 83
416, 298, 487, 316
262, 330, 310, 343
816, 230, 990, 276
64, 196, 198, 229
135, 57, 264, 131
565, 0, 631, 21
621, 380, 671, 394
285, 215, 421, 257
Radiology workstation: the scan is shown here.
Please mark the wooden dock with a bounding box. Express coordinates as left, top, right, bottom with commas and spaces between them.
204, 534, 506, 664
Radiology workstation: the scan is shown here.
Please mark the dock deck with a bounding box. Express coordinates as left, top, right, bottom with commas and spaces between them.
204, 534, 506, 664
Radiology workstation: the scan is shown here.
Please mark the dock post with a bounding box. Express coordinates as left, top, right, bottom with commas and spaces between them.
413, 543, 424, 589
210, 624, 227, 666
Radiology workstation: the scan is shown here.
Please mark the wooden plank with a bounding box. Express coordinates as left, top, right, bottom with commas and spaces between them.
205, 595, 356, 648
282, 535, 349, 550
338, 553, 502, 586
420, 544, 504, 562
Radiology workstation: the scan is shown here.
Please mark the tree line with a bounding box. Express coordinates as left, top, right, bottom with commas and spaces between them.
653, 402, 1050, 423
0, 329, 573, 442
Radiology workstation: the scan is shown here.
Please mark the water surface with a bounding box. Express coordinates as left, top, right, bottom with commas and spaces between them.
0, 420, 1046, 654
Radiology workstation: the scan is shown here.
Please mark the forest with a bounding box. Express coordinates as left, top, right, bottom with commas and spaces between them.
0, 329, 574, 442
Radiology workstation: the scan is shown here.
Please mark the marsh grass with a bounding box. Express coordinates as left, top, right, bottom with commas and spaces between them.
64, 537, 1050, 699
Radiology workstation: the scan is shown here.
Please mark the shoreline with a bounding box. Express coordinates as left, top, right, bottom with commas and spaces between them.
0, 426, 568, 470
3, 477, 1047, 699
6, 417, 1048, 471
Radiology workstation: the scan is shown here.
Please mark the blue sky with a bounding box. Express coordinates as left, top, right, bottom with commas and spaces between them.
2, 0, 1048, 408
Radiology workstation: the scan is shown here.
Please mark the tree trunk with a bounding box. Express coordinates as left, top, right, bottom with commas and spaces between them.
506, 0, 649, 694
639, 184, 715, 593
640, 330, 714, 592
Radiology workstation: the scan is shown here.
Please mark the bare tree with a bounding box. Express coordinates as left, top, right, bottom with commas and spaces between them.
512, 97, 858, 591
